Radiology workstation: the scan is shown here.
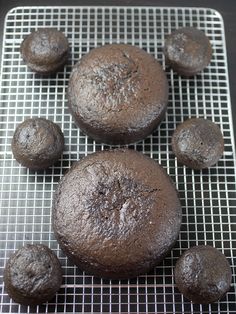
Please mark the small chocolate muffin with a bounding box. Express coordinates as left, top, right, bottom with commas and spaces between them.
164, 27, 212, 76
175, 245, 232, 304
20, 28, 69, 74
172, 118, 224, 170
12, 118, 64, 170
67, 44, 169, 144
52, 149, 182, 279
3, 244, 62, 305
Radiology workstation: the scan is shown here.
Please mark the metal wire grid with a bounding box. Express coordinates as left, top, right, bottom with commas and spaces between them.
0, 5, 235, 314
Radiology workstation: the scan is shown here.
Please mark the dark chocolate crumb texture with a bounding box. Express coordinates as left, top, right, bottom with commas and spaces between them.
172, 118, 224, 170
68, 44, 168, 144
164, 27, 212, 77
12, 118, 64, 170
52, 149, 182, 279
20, 28, 69, 74
175, 245, 232, 304
4, 244, 62, 305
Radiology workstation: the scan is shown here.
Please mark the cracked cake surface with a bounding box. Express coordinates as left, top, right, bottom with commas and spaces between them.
52, 149, 182, 279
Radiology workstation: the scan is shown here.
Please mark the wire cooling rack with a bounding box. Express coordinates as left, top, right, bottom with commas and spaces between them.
0, 6, 235, 314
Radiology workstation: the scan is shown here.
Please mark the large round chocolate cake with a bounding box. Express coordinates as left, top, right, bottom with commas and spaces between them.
52, 149, 182, 279
67, 44, 169, 144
